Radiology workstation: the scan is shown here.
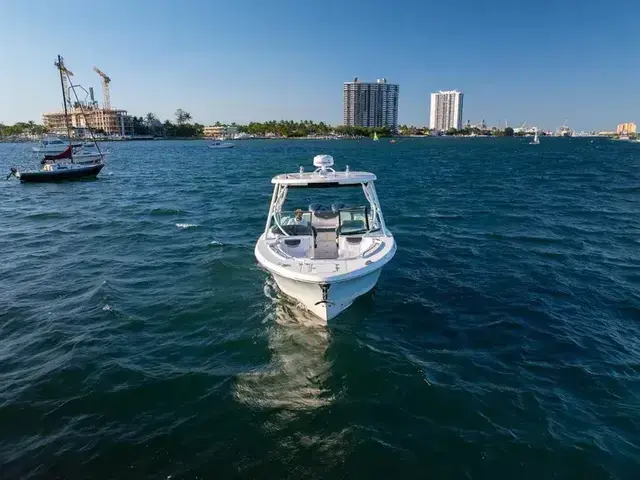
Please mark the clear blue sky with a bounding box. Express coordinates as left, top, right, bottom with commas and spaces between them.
1, 0, 638, 131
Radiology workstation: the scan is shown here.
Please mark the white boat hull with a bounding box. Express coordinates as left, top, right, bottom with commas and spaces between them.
209, 142, 234, 149
73, 152, 106, 164
270, 268, 382, 321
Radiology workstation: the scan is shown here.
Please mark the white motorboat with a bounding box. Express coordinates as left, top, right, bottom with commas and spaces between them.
255, 154, 396, 321
209, 141, 234, 149
32, 136, 82, 154
71, 144, 108, 164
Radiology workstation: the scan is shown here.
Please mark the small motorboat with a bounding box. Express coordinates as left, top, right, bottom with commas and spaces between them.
8, 162, 104, 183
209, 141, 234, 149
255, 154, 396, 321
32, 136, 82, 154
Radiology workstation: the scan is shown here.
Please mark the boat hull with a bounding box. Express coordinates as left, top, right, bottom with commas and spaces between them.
209, 143, 234, 149
18, 164, 104, 183
73, 153, 105, 164
270, 268, 382, 321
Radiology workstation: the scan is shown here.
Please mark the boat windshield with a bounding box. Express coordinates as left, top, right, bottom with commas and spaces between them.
269, 206, 377, 236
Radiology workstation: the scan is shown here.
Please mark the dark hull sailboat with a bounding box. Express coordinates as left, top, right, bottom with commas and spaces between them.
13, 163, 104, 183
7, 55, 106, 184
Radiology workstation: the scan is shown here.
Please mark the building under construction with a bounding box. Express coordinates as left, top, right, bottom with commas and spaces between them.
42, 62, 134, 137
43, 107, 133, 137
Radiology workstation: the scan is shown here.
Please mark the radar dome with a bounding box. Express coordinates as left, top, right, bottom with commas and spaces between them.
313, 154, 334, 168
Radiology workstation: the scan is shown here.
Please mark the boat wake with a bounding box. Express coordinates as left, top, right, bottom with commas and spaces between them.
233, 278, 334, 412
175, 223, 199, 229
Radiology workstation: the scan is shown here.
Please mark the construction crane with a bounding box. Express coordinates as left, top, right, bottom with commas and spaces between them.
54, 57, 74, 111
93, 66, 111, 110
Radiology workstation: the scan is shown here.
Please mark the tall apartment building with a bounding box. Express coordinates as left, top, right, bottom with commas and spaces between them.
343, 78, 399, 130
429, 90, 464, 131
616, 122, 637, 134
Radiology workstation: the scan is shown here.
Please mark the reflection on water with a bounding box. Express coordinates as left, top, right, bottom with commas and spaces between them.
233, 278, 334, 411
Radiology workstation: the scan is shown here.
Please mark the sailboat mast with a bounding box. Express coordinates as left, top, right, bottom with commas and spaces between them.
57, 55, 74, 162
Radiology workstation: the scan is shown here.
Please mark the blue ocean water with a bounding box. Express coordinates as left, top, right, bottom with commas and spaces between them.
0, 138, 638, 478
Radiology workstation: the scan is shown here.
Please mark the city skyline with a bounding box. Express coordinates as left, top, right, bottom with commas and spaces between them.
1, 0, 640, 131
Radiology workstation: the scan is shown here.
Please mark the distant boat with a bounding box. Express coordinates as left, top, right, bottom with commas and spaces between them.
558, 119, 572, 137
530, 129, 540, 145
373, 132, 379, 141
209, 141, 234, 149
32, 136, 82, 154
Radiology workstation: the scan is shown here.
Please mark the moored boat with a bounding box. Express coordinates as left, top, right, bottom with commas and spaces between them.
32, 136, 82, 154
7, 55, 106, 183
40, 144, 108, 165
9, 163, 104, 182
255, 154, 396, 321
209, 141, 234, 149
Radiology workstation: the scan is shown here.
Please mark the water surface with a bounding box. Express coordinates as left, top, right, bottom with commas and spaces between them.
0, 138, 639, 478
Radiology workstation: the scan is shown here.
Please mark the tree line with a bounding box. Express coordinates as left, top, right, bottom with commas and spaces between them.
0, 121, 47, 137
1, 114, 553, 139
237, 120, 393, 137
132, 109, 204, 137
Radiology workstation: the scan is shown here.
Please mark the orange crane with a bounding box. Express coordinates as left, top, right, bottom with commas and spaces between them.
54, 57, 74, 110
93, 66, 111, 110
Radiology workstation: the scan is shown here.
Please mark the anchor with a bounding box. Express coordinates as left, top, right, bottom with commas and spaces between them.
314, 283, 334, 305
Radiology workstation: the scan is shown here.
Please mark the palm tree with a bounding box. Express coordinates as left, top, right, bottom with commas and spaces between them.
145, 112, 157, 126
175, 109, 192, 125
145, 113, 158, 135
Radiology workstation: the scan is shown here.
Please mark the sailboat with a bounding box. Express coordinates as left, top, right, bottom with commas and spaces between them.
530, 128, 540, 145
7, 56, 105, 183
373, 131, 379, 141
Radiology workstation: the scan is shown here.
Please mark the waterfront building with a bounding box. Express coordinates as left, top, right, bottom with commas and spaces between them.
429, 90, 464, 131
203, 125, 239, 138
616, 122, 637, 134
343, 78, 399, 130
43, 106, 133, 137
